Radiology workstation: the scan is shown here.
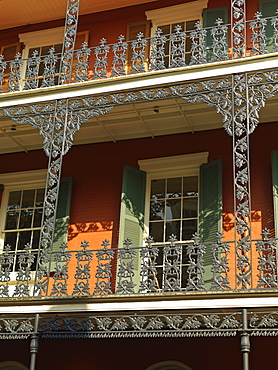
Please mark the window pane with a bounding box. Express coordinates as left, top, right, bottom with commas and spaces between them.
33, 208, 43, 227
5, 210, 19, 230
160, 25, 170, 34
186, 20, 197, 31
167, 177, 182, 198
183, 198, 198, 218
18, 230, 32, 250
182, 219, 197, 240
35, 188, 45, 207
41, 45, 51, 56
166, 198, 181, 219
150, 200, 164, 221
165, 220, 180, 240
19, 209, 33, 229
4, 232, 17, 250
22, 189, 35, 208
150, 179, 165, 199
149, 221, 164, 242
54, 43, 63, 53
32, 230, 40, 249
7, 191, 21, 210
183, 176, 198, 196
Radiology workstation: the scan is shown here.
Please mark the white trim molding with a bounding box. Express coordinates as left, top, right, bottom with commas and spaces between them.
138, 152, 209, 178
145, 0, 209, 28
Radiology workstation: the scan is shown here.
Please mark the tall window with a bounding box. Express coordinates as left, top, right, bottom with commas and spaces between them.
3, 188, 44, 271
149, 176, 198, 242
146, 1, 208, 66
0, 170, 47, 272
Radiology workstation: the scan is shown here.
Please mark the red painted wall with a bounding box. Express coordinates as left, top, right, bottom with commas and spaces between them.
0, 0, 260, 53
0, 122, 277, 248
1, 333, 278, 370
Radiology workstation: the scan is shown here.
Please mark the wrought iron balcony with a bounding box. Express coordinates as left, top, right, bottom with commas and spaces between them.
0, 229, 277, 299
0, 11, 278, 94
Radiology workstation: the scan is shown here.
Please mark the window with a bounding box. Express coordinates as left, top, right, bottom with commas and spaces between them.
19, 27, 64, 88
118, 153, 222, 290
259, 0, 278, 52
3, 187, 45, 271
0, 170, 72, 273
0, 170, 46, 273
147, 176, 198, 243
146, 1, 208, 66
18, 27, 89, 88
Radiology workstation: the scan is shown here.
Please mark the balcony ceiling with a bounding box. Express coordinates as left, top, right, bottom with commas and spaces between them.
0, 0, 157, 30
0, 94, 278, 155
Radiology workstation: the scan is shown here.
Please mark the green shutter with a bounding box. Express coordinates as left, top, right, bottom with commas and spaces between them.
203, 7, 228, 61
52, 177, 73, 253
117, 165, 146, 292
272, 150, 278, 237
259, 0, 278, 52
199, 159, 222, 288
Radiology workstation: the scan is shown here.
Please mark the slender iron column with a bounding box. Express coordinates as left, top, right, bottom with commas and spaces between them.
241, 309, 250, 370
59, 0, 80, 84
231, 0, 246, 58
29, 314, 40, 370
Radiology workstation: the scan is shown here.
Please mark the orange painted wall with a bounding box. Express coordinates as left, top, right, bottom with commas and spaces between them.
1, 121, 278, 291
0, 122, 277, 247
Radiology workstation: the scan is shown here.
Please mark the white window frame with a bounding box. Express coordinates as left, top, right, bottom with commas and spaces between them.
138, 152, 208, 240
0, 169, 47, 250
18, 27, 64, 88
145, 0, 208, 37
19, 27, 64, 59
0, 169, 46, 285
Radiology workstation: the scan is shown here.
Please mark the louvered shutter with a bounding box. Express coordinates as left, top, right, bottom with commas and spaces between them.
199, 159, 222, 288
259, 0, 278, 52
272, 151, 278, 237
126, 21, 151, 73
52, 177, 73, 254
203, 7, 228, 61
1, 43, 22, 92
117, 165, 146, 292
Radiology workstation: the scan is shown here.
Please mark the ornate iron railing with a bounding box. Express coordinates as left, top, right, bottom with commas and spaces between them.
0, 229, 277, 299
0, 11, 278, 94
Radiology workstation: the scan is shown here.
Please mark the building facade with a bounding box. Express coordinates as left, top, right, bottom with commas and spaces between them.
0, 0, 278, 369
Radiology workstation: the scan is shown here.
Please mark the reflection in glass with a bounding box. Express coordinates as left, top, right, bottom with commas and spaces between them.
7, 191, 21, 210
149, 222, 164, 242
166, 199, 181, 220
150, 179, 165, 199
19, 209, 33, 229
167, 177, 181, 198
183, 198, 198, 218
5, 211, 19, 230
22, 189, 35, 208
150, 200, 164, 221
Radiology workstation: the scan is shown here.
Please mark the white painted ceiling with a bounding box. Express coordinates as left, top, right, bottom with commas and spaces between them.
0, 93, 277, 155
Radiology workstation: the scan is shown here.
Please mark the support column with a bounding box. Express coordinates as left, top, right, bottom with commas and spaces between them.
30, 314, 40, 370
231, 0, 246, 58
59, 0, 80, 84
241, 309, 250, 370
232, 74, 252, 289
34, 99, 70, 296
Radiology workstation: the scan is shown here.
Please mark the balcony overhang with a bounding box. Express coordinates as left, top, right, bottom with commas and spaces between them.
0, 54, 278, 154
0, 0, 158, 30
